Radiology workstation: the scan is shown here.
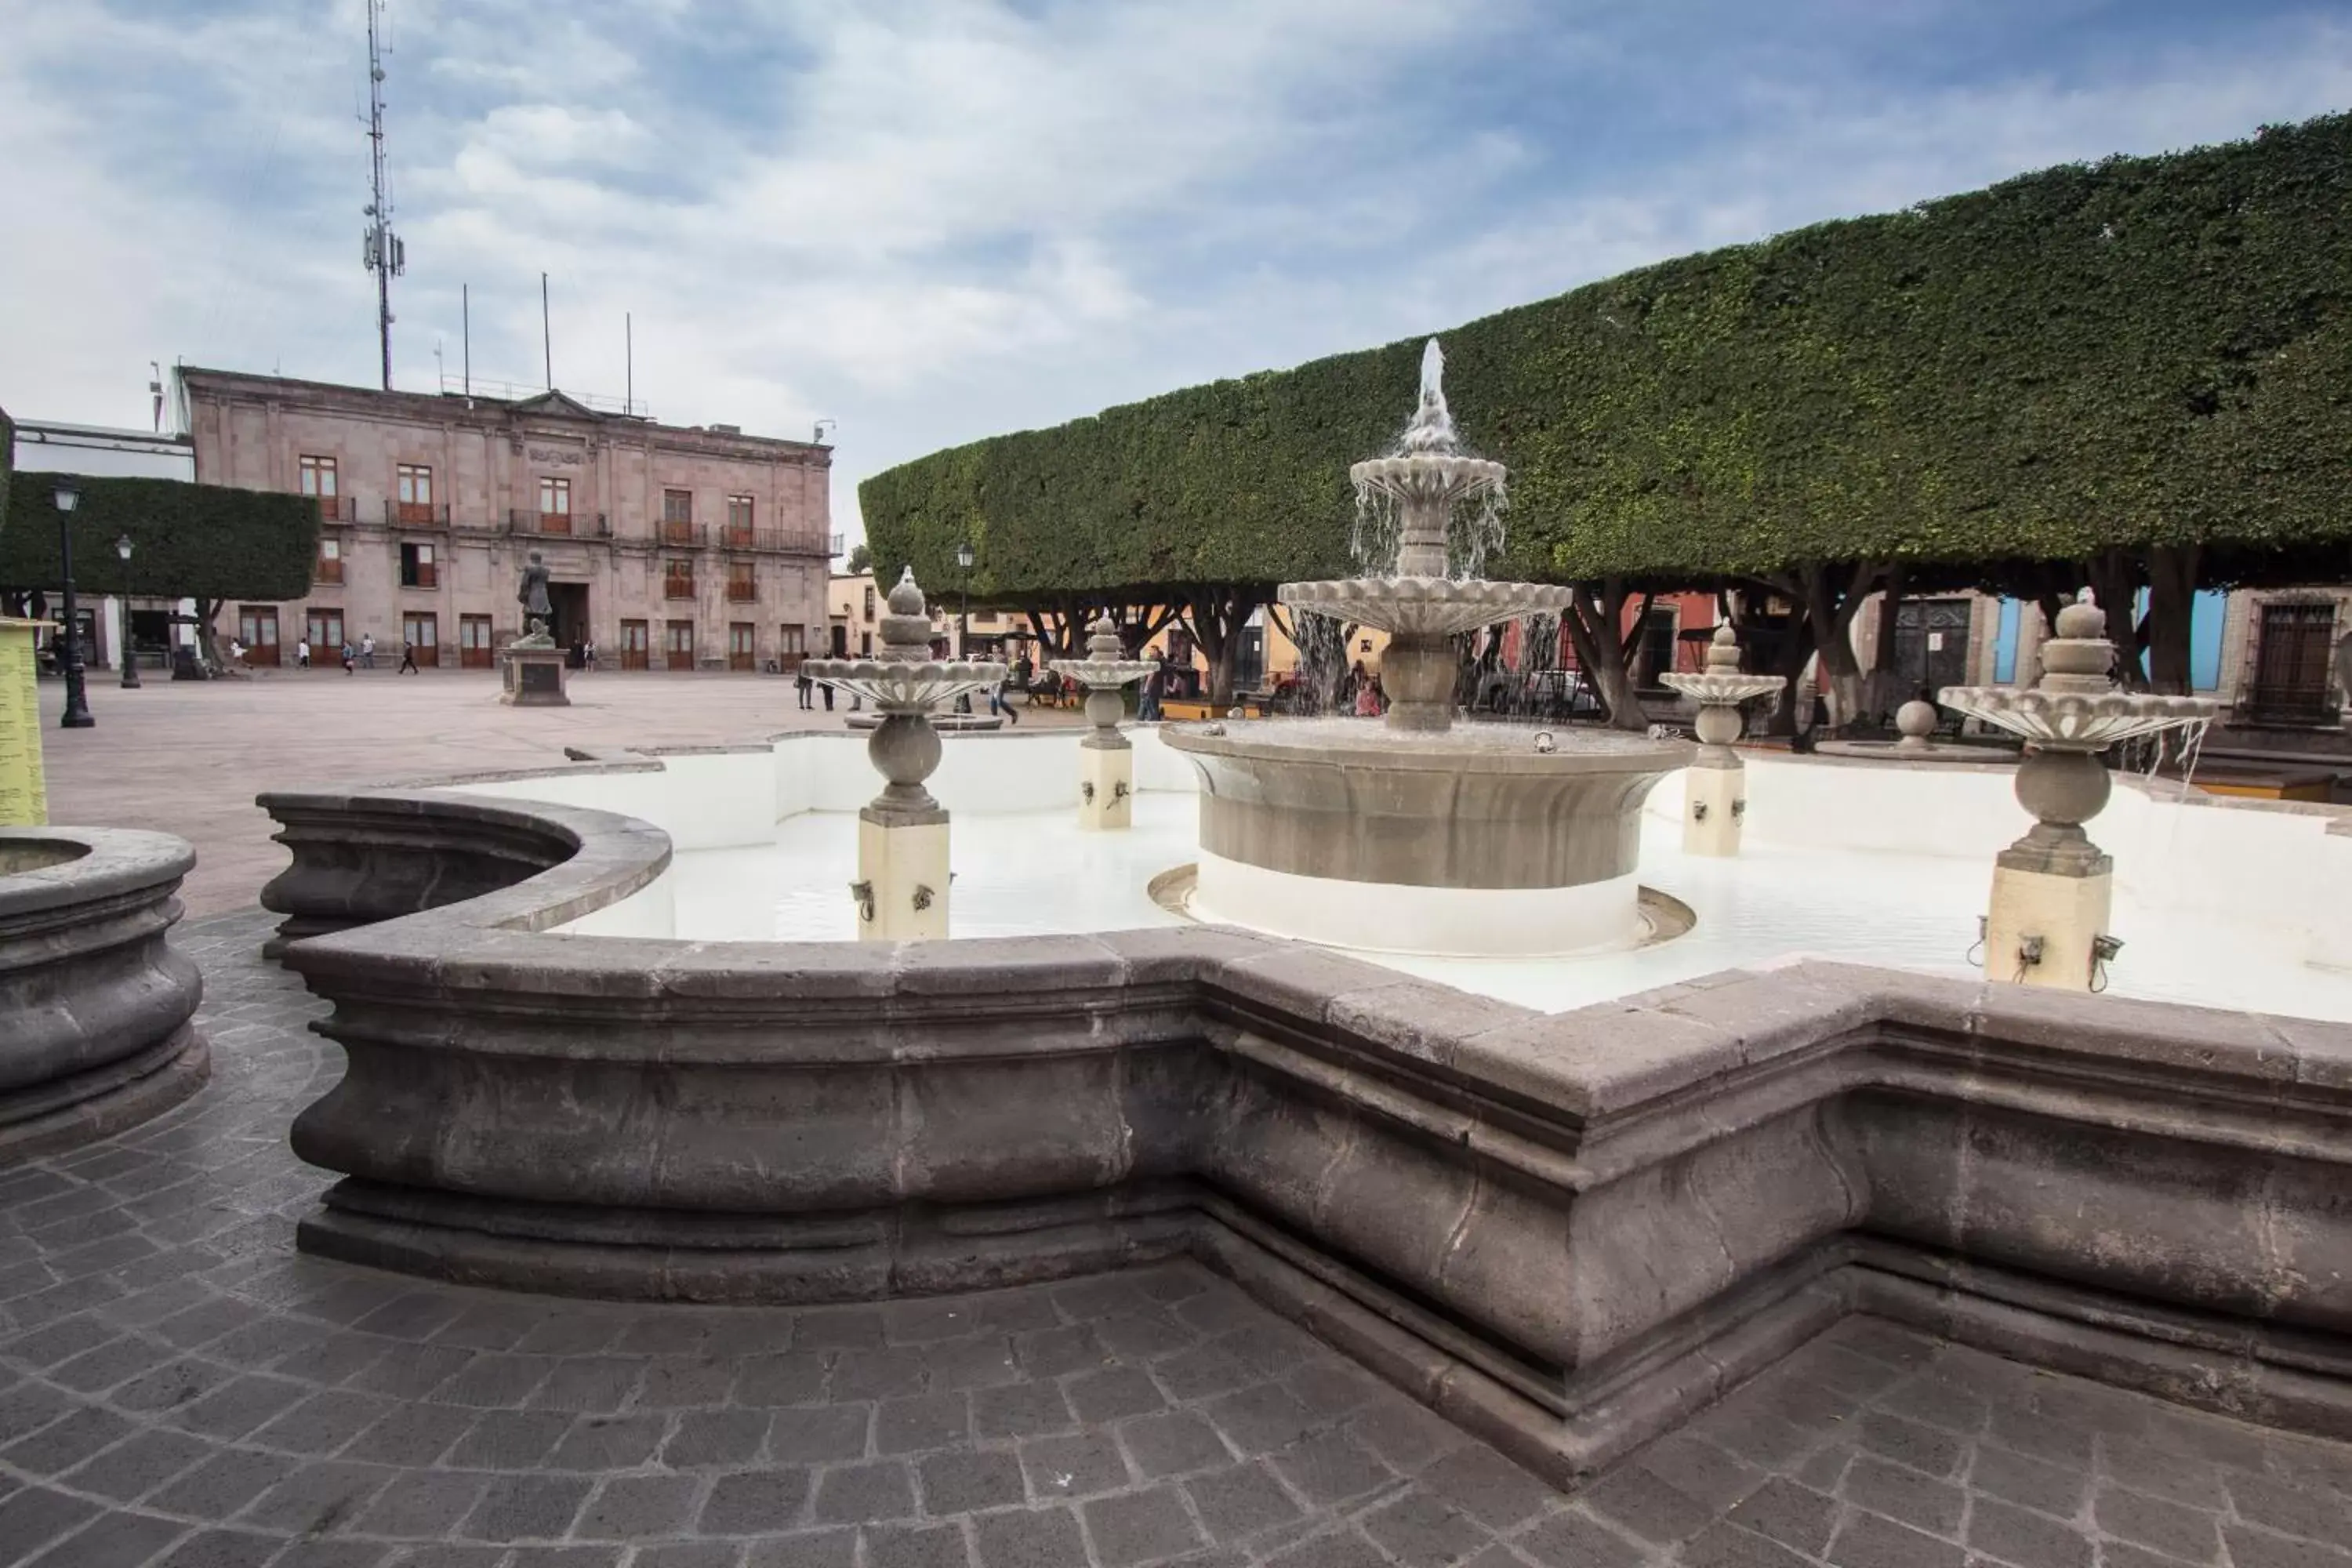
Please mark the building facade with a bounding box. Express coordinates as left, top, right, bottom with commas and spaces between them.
179, 368, 836, 671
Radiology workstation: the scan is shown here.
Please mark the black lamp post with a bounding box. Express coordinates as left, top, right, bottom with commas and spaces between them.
114, 535, 140, 689
53, 484, 93, 728
955, 541, 975, 658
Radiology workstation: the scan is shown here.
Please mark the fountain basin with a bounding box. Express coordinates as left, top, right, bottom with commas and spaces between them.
1163, 718, 1691, 956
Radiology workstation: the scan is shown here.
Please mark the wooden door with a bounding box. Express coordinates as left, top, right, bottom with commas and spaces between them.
238, 606, 281, 666
620, 619, 651, 671
459, 615, 494, 669
728, 623, 756, 671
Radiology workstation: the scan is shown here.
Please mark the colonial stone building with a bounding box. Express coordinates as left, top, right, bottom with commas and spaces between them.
178, 368, 835, 670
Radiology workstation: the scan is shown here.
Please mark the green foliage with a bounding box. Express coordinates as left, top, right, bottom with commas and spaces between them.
844, 541, 873, 574
865, 114, 2352, 595
0, 472, 320, 600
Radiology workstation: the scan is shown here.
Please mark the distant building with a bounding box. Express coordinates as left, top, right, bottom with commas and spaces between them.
8, 419, 198, 672
177, 368, 838, 670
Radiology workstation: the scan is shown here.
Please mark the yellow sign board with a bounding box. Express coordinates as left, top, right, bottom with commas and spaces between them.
0, 619, 49, 826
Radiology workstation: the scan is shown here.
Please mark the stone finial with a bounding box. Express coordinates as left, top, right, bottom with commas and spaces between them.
2039, 588, 2116, 691
1086, 613, 1123, 662
1704, 622, 1740, 673
1895, 699, 1939, 750
2054, 588, 2105, 643
877, 568, 934, 662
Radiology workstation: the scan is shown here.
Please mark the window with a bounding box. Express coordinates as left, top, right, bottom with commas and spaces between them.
859, 630, 873, 656
728, 561, 756, 602
402, 612, 438, 655
306, 609, 344, 654
662, 488, 695, 544
539, 477, 572, 535
862, 585, 876, 621
299, 456, 338, 497
726, 494, 754, 546
2247, 601, 2339, 724
620, 618, 651, 670
664, 619, 695, 666
729, 622, 757, 671
399, 541, 437, 590
663, 558, 696, 600
459, 614, 494, 668
316, 536, 343, 585
975, 610, 998, 626
396, 463, 434, 523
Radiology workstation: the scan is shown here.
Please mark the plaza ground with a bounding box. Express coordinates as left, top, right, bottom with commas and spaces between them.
0, 911, 2346, 1568
31, 669, 1080, 918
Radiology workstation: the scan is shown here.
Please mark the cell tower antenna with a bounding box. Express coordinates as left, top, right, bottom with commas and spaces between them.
360, 0, 405, 391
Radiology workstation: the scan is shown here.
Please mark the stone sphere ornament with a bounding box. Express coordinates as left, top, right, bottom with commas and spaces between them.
1894, 700, 1940, 750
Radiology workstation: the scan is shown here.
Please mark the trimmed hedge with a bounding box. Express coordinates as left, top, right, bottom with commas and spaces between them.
865, 114, 2352, 596
0, 472, 319, 600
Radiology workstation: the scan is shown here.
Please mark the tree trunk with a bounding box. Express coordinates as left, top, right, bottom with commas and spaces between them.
1866, 568, 1907, 721
2085, 549, 2145, 688
193, 598, 227, 670
2143, 544, 2201, 695
1179, 586, 1263, 708
1786, 561, 1886, 733
1563, 579, 1643, 730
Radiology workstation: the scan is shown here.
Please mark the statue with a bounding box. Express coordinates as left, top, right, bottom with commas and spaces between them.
514, 552, 556, 648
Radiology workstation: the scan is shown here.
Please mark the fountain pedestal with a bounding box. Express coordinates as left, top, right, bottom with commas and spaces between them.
1942, 596, 2214, 991
1659, 626, 1787, 858
1051, 615, 1156, 832
805, 571, 1005, 943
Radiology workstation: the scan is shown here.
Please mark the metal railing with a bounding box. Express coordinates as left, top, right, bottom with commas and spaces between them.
659, 521, 706, 547
506, 510, 612, 539
663, 575, 697, 601
387, 500, 452, 528
312, 494, 356, 523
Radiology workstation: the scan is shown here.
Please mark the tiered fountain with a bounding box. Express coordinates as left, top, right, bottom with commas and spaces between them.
1940, 591, 2215, 990
803, 568, 1007, 941
1658, 623, 1786, 856
1049, 612, 1158, 831
1165, 342, 1691, 956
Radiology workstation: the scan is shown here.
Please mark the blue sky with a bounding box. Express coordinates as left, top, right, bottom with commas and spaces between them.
4, 0, 2349, 541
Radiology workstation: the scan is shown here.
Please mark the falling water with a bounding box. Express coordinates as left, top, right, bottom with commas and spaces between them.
1347, 337, 1509, 582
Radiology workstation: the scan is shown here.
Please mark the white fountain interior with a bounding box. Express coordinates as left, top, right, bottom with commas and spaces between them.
451, 728, 2352, 1023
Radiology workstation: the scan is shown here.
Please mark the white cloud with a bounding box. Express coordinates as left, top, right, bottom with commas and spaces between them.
1, 0, 2347, 546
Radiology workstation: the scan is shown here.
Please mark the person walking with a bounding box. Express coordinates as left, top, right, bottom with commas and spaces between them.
296, 637, 311, 670
397, 641, 420, 675
795, 662, 814, 710
987, 673, 1019, 724
361, 633, 376, 670
1138, 655, 1165, 723
340, 641, 356, 675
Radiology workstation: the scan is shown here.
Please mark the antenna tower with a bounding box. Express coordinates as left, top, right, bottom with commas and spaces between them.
360, 0, 405, 390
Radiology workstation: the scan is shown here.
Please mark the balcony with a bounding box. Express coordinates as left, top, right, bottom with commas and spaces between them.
401, 564, 440, 590
311, 494, 356, 523
723, 524, 757, 550
727, 578, 757, 603
663, 575, 697, 601
507, 510, 612, 539
661, 521, 706, 547
388, 500, 450, 528
315, 559, 345, 586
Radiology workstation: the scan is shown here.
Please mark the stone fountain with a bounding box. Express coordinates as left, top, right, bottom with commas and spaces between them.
1657, 623, 1786, 856
1164, 341, 1691, 956
803, 568, 1007, 941
1940, 592, 2215, 991
1049, 612, 1158, 831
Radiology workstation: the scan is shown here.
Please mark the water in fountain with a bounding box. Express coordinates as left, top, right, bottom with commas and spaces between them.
1348, 340, 1508, 582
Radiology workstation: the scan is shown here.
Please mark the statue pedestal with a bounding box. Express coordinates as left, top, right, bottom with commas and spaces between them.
1079, 738, 1133, 831
500, 646, 570, 707
1984, 829, 2113, 991
855, 809, 949, 942
1682, 752, 1746, 857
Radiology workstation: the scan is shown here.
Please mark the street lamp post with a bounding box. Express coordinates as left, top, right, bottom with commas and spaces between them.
114, 535, 140, 689
955, 541, 975, 659
53, 485, 93, 729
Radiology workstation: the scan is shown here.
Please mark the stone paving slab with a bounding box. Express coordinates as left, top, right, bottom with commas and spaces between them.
0, 910, 2348, 1566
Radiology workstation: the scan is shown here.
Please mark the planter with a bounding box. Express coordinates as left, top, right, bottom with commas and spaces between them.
0, 828, 207, 1163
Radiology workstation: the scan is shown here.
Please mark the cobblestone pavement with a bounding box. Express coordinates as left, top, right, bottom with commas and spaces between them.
32, 673, 1080, 917
2, 912, 2350, 1567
